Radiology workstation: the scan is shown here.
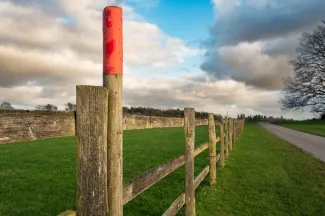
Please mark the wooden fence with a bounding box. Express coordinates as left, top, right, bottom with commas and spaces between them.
59, 86, 244, 216
58, 6, 245, 216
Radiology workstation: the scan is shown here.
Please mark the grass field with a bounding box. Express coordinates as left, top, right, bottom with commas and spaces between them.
0, 126, 214, 216
280, 120, 325, 136
1, 124, 325, 216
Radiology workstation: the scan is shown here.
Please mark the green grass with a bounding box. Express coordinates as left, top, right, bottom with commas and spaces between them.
1, 124, 325, 216
279, 120, 325, 136
196, 123, 325, 216
0, 126, 215, 216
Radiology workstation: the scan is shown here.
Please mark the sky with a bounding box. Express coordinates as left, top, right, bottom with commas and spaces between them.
0, 0, 323, 119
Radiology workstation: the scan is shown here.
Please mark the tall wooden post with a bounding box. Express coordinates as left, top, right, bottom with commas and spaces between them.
219, 118, 225, 167
103, 6, 123, 216
208, 113, 216, 184
224, 118, 229, 157
184, 108, 195, 216
76, 85, 109, 216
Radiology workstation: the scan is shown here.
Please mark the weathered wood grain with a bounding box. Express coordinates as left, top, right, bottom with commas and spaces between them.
76, 85, 109, 216
162, 193, 185, 216
208, 113, 217, 185
57, 210, 76, 216
123, 154, 185, 204
184, 108, 196, 216
194, 142, 209, 157
224, 119, 229, 157
216, 153, 220, 163
194, 166, 209, 190
104, 74, 123, 216
229, 119, 233, 151
220, 118, 225, 167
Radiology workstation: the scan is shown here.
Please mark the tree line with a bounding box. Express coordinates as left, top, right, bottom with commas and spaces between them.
0, 102, 76, 111
0, 102, 219, 119
122, 106, 223, 119
240, 114, 290, 122
2, 101, 324, 120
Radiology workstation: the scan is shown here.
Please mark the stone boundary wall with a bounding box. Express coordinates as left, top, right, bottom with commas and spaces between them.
0, 110, 208, 144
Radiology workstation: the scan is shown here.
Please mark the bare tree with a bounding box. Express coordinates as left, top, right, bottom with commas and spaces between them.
281, 21, 325, 115
65, 102, 76, 111
0, 102, 14, 110
36, 104, 58, 111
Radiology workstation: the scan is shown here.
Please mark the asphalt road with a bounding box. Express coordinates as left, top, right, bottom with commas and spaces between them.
259, 122, 325, 162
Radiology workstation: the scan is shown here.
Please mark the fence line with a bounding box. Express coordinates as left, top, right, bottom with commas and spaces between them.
58, 5, 245, 216
59, 90, 244, 216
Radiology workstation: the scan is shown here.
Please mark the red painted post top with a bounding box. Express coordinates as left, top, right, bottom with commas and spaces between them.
103, 6, 123, 75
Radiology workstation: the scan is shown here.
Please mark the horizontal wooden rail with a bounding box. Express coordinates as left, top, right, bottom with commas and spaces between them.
216, 153, 220, 162
193, 138, 218, 157
194, 142, 208, 157
57, 210, 76, 216
162, 193, 185, 216
194, 165, 209, 190
123, 154, 184, 204
123, 139, 216, 205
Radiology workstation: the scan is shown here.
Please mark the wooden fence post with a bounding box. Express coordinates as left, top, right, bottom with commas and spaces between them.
224, 118, 229, 157
184, 108, 195, 216
233, 119, 236, 143
229, 119, 232, 151
236, 120, 239, 138
235, 120, 237, 140
241, 119, 245, 133
219, 118, 225, 167
76, 85, 109, 216
103, 6, 123, 216
208, 113, 216, 184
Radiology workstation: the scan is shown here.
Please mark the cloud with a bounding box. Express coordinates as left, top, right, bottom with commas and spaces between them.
0, 0, 199, 107
211, 0, 240, 16
201, 42, 292, 89
122, 73, 303, 118
0, 0, 316, 120
201, 0, 324, 91
210, 0, 325, 45
0, 45, 98, 88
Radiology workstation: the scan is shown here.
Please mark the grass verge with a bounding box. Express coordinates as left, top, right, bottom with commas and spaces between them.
279, 120, 325, 137
196, 123, 325, 216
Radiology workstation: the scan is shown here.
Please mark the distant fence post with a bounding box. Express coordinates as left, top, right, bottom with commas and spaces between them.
103, 6, 123, 216
234, 120, 236, 140
229, 119, 233, 151
208, 113, 217, 184
241, 119, 244, 134
219, 118, 225, 167
224, 118, 229, 157
233, 119, 236, 143
184, 108, 195, 216
76, 85, 109, 216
